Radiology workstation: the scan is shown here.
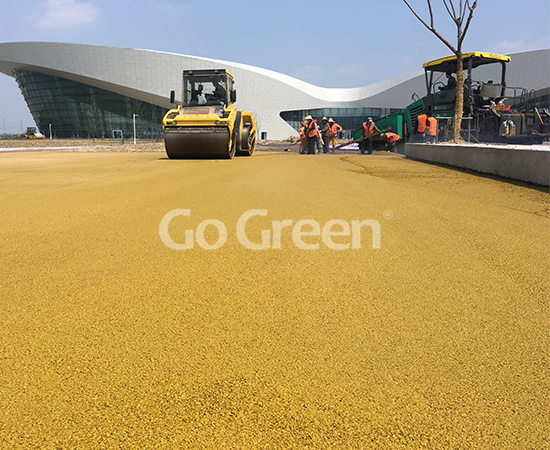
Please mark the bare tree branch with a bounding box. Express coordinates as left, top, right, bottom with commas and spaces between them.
444, 0, 457, 20
459, 0, 468, 27
403, 0, 458, 53
460, 0, 477, 44
404, 0, 432, 30
443, 0, 454, 21
457, 2, 464, 27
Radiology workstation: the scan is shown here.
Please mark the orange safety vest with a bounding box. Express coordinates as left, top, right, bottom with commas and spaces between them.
329, 123, 342, 138
417, 114, 427, 133
426, 117, 437, 136
307, 121, 319, 138
363, 121, 375, 137
385, 132, 401, 144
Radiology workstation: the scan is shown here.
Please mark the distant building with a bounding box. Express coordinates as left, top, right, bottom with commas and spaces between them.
0, 42, 548, 140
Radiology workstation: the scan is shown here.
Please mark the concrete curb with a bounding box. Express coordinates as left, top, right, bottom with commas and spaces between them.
405, 143, 550, 186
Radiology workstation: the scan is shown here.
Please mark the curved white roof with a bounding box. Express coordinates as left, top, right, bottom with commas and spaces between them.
0, 42, 547, 139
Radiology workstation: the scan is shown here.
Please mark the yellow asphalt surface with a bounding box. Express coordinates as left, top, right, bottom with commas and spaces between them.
0, 150, 548, 449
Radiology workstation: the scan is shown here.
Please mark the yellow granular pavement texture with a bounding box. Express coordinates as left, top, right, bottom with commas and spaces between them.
0, 150, 548, 449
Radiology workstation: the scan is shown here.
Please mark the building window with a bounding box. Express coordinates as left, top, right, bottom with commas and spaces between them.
14, 70, 168, 139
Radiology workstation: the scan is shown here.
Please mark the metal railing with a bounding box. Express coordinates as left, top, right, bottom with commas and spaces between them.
436, 116, 475, 143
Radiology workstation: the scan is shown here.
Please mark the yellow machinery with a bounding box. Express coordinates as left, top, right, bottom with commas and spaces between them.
21, 127, 45, 139
359, 52, 549, 145
162, 69, 257, 159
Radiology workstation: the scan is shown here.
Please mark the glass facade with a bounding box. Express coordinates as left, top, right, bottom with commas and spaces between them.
280, 107, 404, 139
14, 70, 168, 139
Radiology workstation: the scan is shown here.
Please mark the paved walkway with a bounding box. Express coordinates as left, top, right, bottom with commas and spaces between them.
0, 151, 548, 448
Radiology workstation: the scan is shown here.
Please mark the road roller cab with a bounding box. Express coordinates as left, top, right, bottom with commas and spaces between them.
163, 69, 257, 159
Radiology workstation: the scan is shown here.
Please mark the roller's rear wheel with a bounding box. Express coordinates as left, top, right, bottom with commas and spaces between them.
236, 125, 255, 157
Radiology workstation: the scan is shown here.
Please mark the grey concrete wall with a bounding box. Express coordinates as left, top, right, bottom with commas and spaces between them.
405, 143, 550, 186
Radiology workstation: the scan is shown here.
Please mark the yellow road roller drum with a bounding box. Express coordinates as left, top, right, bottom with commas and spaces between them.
162, 69, 257, 159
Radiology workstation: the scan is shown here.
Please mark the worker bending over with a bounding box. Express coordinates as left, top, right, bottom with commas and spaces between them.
383, 131, 401, 152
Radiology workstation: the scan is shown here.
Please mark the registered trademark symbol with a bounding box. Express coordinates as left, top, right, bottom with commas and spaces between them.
383, 210, 393, 220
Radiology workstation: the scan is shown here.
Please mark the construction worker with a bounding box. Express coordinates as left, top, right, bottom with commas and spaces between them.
382, 130, 401, 152
299, 120, 307, 154
439, 71, 456, 91
426, 113, 438, 143
328, 118, 342, 153
313, 119, 323, 153
319, 117, 330, 153
304, 115, 319, 154
360, 117, 380, 154
190, 84, 205, 104
416, 110, 428, 142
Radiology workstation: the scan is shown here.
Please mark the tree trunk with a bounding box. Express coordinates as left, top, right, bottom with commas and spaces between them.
402, 0, 478, 143
453, 53, 464, 143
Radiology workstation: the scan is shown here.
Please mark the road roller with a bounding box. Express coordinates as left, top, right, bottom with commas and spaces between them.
162, 69, 257, 159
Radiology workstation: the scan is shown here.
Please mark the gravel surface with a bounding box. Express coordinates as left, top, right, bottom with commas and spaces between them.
0, 146, 548, 449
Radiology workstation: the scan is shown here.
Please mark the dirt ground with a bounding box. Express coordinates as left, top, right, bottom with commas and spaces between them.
0, 141, 548, 449
0, 139, 303, 154
0, 138, 165, 152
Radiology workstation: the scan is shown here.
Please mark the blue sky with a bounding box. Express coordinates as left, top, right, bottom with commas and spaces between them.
1, 0, 549, 134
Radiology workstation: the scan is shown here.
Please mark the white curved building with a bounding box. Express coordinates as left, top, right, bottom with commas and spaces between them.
0, 42, 548, 139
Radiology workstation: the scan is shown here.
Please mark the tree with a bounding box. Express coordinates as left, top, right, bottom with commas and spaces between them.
403, 0, 478, 142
